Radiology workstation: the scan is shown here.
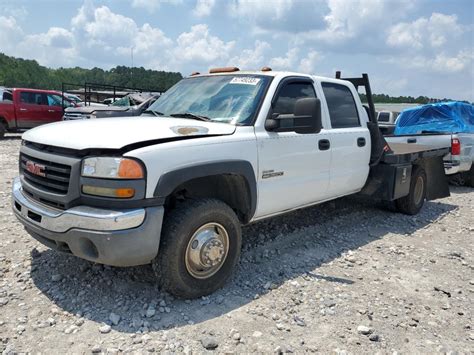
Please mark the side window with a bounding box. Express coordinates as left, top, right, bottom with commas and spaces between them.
1, 91, 13, 101
20, 92, 32, 104
20, 92, 46, 105
273, 82, 316, 115
322, 82, 360, 128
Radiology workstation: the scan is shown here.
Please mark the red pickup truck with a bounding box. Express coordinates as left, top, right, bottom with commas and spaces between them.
0, 88, 75, 138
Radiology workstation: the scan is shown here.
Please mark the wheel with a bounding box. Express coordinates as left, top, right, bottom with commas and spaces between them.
464, 165, 474, 187
395, 166, 427, 215
0, 122, 5, 139
153, 198, 242, 298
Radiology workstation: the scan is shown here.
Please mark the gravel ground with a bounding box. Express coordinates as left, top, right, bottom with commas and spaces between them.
0, 134, 473, 354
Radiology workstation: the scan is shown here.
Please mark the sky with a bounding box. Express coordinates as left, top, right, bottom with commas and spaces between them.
0, 0, 473, 101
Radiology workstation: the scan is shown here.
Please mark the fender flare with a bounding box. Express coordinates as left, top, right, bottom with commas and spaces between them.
154, 160, 257, 219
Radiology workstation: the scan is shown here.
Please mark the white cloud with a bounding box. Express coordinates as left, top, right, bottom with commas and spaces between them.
193, 0, 215, 17
229, 0, 293, 20
316, 0, 416, 43
384, 49, 473, 74
387, 13, 463, 49
173, 24, 235, 64
0, 16, 23, 52
131, 0, 183, 12
432, 50, 473, 73
269, 48, 299, 70
298, 50, 322, 73
228, 40, 270, 69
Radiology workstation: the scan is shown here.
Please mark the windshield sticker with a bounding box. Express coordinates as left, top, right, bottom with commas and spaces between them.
229, 77, 261, 85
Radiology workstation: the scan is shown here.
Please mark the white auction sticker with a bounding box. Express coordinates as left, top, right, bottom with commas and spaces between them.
229, 77, 261, 85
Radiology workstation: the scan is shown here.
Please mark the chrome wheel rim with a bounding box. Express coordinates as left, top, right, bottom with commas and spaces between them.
185, 223, 229, 279
414, 176, 424, 205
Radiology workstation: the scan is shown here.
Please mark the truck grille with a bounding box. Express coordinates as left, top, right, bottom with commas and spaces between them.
63, 112, 86, 120
20, 153, 71, 195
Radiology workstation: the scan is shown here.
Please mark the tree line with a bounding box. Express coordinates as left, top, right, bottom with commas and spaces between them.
359, 93, 468, 105
0, 53, 182, 92
0, 53, 468, 103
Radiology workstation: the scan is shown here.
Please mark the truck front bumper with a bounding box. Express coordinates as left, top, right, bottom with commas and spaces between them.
12, 177, 164, 267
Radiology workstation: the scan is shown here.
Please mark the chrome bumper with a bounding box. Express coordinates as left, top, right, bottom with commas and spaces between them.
12, 177, 145, 233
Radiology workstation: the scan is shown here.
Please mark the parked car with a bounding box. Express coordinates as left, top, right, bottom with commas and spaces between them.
0, 88, 75, 138
377, 110, 399, 124
102, 97, 120, 105
12, 69, 451, 298
63, 93, 159, 120
389, 102, 474, 186
64, 93, 84, 106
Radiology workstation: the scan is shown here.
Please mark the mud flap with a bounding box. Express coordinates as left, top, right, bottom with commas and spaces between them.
419, 156, 450, 200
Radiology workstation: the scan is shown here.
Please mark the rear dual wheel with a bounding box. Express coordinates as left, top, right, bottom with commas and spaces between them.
463, 165, 474, 188
152, 199, 242, 299
395, 166, 427, 215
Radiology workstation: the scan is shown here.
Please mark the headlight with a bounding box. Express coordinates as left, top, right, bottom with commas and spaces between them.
82, 157, 145, 179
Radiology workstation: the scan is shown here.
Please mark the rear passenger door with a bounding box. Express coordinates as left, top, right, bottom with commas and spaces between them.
321, 82, 370, 195
16, 91, 48, 128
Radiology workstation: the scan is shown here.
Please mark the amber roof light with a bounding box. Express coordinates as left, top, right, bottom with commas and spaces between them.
190, 72, 200, 76
261, 66, 272, 71
209, 67, 240, 74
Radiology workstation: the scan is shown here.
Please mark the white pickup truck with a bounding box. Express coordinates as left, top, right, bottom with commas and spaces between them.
386, 132, 474, 186
12, 69, 451, 298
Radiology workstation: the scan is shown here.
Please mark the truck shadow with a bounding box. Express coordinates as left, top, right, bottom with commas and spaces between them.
29, 194, 457, 333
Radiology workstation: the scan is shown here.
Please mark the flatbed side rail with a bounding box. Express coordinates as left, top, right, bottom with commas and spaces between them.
360, 147, 450, 202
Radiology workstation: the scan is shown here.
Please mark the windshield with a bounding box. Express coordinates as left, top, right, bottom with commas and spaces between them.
146, 74, 271, 125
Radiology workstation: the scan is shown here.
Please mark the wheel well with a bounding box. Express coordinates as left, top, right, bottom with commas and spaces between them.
0, 117, 7, 128
165, 174, 253, 224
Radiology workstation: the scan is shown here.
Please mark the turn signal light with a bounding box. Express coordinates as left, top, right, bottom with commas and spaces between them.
118, 159, 144, 179
451, 138, 461, 155
82, 185, 135, 199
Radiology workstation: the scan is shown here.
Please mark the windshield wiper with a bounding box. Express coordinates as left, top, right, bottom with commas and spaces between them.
142, 109, 164, 117
169, 112, 211, 122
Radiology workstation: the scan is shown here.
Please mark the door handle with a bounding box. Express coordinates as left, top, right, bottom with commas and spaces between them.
407, 138, 417, 143
319, 139, 330, 151
19, 108, 27, 112
357, 137, 366, 147
48, 110, 55, 112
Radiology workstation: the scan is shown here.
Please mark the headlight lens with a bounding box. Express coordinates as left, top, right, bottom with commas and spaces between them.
82, 157, 144, 179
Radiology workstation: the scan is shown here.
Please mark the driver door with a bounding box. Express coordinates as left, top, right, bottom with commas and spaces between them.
254, 77, 331, 218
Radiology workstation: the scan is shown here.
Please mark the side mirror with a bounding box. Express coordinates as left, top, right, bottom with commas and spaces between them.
265, 97, 322, 134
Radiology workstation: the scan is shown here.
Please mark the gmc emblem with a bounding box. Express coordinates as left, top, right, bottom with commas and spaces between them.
25, 161, 46, 177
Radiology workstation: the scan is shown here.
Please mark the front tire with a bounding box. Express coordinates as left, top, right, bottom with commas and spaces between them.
395, 166, 427, 215
153, 199, 242, 298
0, 122, 5, 139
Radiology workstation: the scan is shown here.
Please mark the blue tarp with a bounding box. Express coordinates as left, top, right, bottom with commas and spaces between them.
394, 101, 474, 135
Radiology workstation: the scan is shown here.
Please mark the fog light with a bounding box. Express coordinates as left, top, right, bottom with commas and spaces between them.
82, 185, 135, 198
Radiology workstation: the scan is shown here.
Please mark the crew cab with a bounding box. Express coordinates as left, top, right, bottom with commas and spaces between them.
12, 68, 451, 298
0, 88, 75, 138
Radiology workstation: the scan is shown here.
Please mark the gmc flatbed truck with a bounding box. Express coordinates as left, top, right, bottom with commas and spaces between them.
12, 68, 450, 298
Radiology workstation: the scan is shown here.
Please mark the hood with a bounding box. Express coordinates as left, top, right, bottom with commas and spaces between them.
23, 116, 236, 150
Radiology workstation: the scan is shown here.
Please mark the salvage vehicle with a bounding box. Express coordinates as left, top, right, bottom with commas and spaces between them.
12, 68, 451, 298
63, 93, 159, 120
0, 88, 75, 138
388, 102, 474, 186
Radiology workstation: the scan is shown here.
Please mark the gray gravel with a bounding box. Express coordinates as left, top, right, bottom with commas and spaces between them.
0, 134, 473, 353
